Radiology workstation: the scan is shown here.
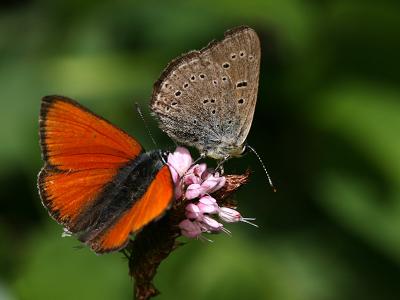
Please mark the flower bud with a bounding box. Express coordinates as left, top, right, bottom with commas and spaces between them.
202, 215, 223, 232
167, 147, 193, 177
179, 219, 202, 238
198, 195, 219, 214
218, 207, 258, 227
185, 203, 202, 220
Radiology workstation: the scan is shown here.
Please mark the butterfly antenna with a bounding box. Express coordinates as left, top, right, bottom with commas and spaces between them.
135, 102, 158, 148
246, 144, 276, 192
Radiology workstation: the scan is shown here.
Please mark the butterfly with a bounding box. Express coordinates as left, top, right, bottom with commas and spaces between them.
37, 95, 174, 253
150, 26, 260, 161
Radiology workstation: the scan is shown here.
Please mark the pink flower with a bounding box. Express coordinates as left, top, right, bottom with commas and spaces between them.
184, 174, 226, 200
197, 195, 218, 214
201, 174, 226, 194
185, 184, 203, 200
179, 219, 202, 238
218, 207, 258, 227
189, 163, 207, 178
202, 215, 223, 232
182, 173, 202, 186
185, 203, 202, 220
167, 147, 193, 179
167, 146, 256, 240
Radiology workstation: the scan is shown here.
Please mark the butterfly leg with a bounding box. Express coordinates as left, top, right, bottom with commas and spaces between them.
215, 155, 230, 175
191, 152, 207, 166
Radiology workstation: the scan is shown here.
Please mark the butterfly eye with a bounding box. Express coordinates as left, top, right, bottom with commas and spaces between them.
161, 151, 169, 163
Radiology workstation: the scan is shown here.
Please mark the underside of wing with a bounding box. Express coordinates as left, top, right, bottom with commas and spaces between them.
150, 26, 260, 158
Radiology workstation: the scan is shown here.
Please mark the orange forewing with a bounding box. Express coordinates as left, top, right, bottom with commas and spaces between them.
39, 95, 143, 228
38, 168, 117, 225
90, 165, 174, 253
41, 96, 143, 171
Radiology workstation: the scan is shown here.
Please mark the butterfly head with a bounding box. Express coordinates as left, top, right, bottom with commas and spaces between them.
154, 149, 170, 164
204, 140, 247, 160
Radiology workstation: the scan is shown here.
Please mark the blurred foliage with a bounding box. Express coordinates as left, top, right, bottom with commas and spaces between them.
0, 0, 399, 299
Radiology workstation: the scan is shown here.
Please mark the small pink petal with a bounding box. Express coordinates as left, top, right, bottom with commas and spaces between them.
179, 219, 202, 238
168, 164, 180, 185
167, 147, 193, 177
185, 203, 202, 220
175, 186, 183, 200
218, 207, 241, 223
183, 173, 202, 185
218, 207, 258, 227
201, 168, 214, 181
185, 184, 204, 200
202, 215, 223, 231
198, 195, 219, 214
200, 175, 226, 194
200, 195, 217, 203
188, 163, 207, 178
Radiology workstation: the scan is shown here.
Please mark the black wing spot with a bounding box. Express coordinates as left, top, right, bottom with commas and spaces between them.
238, 98, 244, 104
236, 81, 247, 88
175, 91, 182, 97
203, 99, 209, 104
223, 63, 230, 69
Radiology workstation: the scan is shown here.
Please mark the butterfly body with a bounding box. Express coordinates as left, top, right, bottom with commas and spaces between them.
150, 26, 260, 160
38, 96, 174, 253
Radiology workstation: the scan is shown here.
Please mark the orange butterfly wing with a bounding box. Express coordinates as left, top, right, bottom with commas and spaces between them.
39, 96, 143, 228
89, 165, 174, 253
38, 96, 173, 253
40, 95, 142, 170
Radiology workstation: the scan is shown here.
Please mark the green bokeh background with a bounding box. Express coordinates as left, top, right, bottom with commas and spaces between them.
1, 0, 399, 299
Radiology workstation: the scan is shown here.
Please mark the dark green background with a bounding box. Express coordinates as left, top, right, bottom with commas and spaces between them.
1, 0, 399, 299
